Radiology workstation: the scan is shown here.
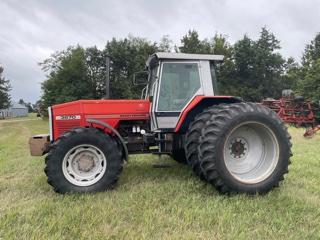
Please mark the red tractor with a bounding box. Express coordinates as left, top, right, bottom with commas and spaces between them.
30, 53, 292, 194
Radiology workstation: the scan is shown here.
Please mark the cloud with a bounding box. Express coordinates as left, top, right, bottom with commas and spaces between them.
0, 0, 319, 103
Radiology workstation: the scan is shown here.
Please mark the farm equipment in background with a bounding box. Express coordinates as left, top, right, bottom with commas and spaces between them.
262, 90, 320, 137
29, 52, 292, 195
304, 103, 320, 137
304, 125, 320, 137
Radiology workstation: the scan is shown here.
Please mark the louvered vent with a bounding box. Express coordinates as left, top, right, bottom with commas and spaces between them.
56, 121, 81, 136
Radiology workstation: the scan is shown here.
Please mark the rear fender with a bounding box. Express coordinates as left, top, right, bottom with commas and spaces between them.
175, 96, 242, 133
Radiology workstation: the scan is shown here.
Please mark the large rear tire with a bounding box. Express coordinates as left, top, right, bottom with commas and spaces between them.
199, 102, 292, 194
185, 107, 222, 180
45, 127, 123, 193
171, 134, 187, 164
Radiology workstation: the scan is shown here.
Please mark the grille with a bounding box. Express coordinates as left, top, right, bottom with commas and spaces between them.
56, 121, 81, 136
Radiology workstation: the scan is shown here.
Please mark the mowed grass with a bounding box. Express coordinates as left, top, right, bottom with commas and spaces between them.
0, 115, 320, 240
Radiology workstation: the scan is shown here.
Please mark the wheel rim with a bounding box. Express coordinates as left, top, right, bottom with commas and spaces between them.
62, 144, 107, 187
223, 121, 279, 184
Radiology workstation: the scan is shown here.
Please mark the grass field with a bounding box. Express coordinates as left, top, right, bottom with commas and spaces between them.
0, 115, 320, 240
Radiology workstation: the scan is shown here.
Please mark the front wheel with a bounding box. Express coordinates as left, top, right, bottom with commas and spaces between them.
199, 102, 292, 194
45, 127, 123, 193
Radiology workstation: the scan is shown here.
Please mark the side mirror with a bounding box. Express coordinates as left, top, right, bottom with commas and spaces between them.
133, 71, 149, 85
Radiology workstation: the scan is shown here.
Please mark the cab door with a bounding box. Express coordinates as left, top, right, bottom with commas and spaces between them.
151, 61, 203, 131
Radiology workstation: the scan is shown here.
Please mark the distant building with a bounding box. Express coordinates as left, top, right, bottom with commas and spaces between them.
0, 102, 28, 119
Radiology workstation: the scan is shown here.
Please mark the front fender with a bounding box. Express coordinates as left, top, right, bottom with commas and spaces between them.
87, 119, 129, 161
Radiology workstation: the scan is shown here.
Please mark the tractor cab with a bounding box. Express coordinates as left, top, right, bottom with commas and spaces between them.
144, 52, 224, 131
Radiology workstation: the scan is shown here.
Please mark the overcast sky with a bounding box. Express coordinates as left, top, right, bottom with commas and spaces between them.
0, 0, 319, 103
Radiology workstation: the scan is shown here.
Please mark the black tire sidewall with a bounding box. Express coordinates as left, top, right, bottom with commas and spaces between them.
172, 134, 187, 163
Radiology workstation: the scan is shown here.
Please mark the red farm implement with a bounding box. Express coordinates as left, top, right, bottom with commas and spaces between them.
304, 125, 320, 137
262, 90, 319, 137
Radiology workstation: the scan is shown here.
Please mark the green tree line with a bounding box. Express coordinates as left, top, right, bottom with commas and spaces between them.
0, 65, 11, 109
39, 28, 320, 110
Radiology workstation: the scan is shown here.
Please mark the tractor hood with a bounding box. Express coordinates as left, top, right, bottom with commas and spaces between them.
50, 99, 150, 140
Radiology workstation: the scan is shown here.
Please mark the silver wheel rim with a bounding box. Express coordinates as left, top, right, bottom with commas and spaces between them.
62, 144, 107, 187
223, 121, 279, 184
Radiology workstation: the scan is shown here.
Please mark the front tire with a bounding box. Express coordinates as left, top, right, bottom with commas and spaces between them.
45, 127, 123, 193
199, 103, 292, 194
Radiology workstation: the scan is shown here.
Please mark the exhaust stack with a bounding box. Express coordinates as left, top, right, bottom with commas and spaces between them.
105, 56, 111, 99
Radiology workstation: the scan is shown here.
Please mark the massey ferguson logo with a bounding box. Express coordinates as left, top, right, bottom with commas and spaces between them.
56, 115, 81, 120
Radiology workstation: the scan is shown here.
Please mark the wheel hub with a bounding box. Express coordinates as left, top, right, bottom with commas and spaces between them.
77, 153, 95, 172
229, 138, 248, 159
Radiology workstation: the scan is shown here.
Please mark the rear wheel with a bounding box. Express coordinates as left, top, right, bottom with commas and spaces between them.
171, 134, 187, 164
45, 127, 123, 193
185, 106, 222, 180
199, 102, 292, 194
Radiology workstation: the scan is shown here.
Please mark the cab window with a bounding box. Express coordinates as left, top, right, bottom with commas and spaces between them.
148, 66, 158, 97
210, 62, 219, 95
157, 62, 201, 111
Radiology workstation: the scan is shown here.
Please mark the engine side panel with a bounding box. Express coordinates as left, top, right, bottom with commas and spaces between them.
51, 100, 150, 140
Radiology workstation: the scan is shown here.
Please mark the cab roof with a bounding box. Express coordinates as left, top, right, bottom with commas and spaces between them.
154, 52, 224, 61
146, 52, 224, 68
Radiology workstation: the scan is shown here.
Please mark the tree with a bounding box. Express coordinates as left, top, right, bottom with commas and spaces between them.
85, 46, 108, 99
179, 30, 212, 54
17, 98, 34, 112
177, 29, 287, 101
253, 27, 285, 99
302, 33, 320, 70
280, 57, 301, 91
296, 33, 320, 102
212, 33, 233, 56
39, 29, 300, 108
210, 34, 235, 96
304, 66, 320, 101
229, 35, 259, 100
158, 35, 173, 52
33, 99, 44, 114
25, 102, 34, 112
18, 99, 25, 105
227, 28, 286, 101
178, 30, 236, 95
0, 65, 11, 109
103, 36, 158, 99
40, 37, 158, 109
41, 46, 94, 109
297, 59, 320, 101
